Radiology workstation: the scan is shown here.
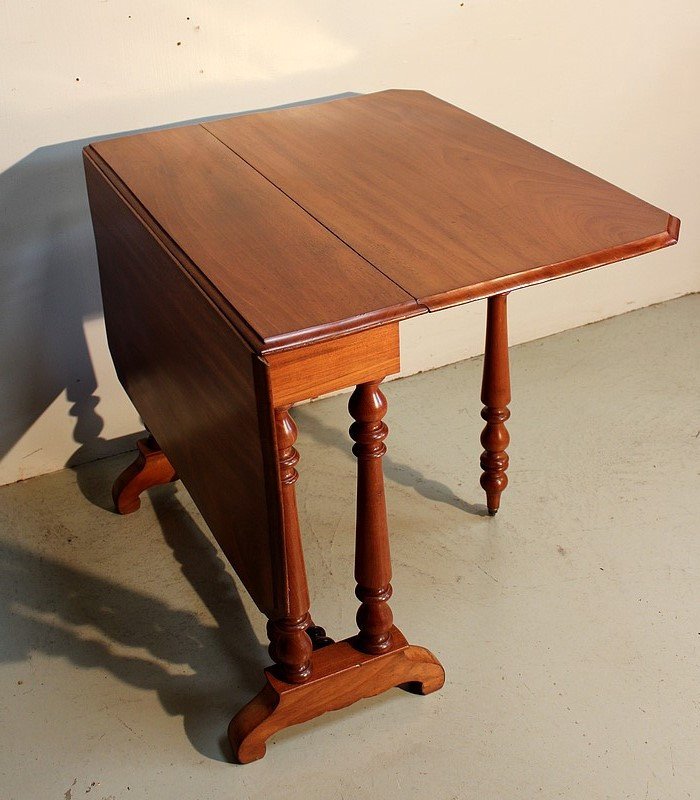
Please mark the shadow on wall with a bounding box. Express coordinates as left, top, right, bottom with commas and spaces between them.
0, 94, 355, 478
1, 139, 111, 469
1, 91, 489, 519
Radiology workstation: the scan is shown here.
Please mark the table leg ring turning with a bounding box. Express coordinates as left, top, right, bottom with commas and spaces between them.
480, 293, 512, 515
228, 382, 445, 764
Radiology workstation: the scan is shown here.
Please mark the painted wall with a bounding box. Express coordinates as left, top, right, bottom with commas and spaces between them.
1, 1, 698, 485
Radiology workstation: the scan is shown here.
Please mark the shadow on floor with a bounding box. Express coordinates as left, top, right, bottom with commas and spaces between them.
70, 432, 146, 512
72, 402, 489, 518
292, 404, 489, 517
0, 485, 267, 762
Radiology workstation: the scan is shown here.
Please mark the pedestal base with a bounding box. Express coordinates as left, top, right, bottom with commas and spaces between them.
230, 626, 444, 763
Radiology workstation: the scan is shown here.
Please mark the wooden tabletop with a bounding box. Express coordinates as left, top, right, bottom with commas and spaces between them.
88, 90, 678, 353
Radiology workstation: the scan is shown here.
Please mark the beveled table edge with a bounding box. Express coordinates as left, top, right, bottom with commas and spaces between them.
84, 144, 428, 355
421, 215, 680, 311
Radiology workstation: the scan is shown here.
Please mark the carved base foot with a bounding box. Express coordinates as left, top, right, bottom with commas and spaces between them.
112, 435, 178, 514
229, 626, 444, 763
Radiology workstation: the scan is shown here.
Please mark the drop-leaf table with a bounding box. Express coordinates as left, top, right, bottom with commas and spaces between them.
83, 90, 678, 762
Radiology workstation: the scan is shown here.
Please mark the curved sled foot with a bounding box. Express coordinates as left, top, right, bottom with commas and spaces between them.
112, 435, 178, 514
229, 626, 444, 764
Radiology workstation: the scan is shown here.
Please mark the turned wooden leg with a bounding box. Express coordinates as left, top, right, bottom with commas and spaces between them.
228, 395, 444, 764
305, 623, 334, 649
112, 434, 178, 514
348, 381, 394, 654
480, 293, 511, 515
229, 627, 445, 764
266, 407, 314, 684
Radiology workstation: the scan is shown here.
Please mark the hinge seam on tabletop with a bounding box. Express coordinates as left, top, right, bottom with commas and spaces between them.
84, 146, 267, 354
201, 124, 426, 306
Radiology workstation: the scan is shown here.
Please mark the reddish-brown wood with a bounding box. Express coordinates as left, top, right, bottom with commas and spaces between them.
84, 90, 680, 761
266, 324, 400, 407
87, 126, 419, 353
206, 90, 678, 313
87, 92, 677, 355
267, 407, 313, 684
229, 627, 445, 764
112, 434, 177, 514
349, 381, 394, 654
480, 294, 511, 514
84, 152, 286, 619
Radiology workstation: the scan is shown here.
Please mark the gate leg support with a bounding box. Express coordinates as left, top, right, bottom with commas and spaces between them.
480, 294, 511, 515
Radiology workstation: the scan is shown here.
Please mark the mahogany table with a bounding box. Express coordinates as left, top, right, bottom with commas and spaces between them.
83, 90, 679, 763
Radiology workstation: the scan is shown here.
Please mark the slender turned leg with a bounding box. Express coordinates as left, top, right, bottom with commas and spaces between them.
229, 393, 444, 764
480, 293, 511, 515
348, 380, 393, 654
112, 434, 177, 514
266, 407, 314, 684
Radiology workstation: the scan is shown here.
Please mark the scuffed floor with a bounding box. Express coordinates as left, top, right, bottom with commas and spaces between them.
0, 295, 698, 799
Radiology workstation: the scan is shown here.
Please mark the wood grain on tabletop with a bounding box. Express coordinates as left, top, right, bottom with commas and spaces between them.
205, 89, 678, 310
87, 125, 420, 352
84, 152, 290, 618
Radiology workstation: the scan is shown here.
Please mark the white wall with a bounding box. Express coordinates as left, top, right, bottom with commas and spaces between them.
1, 0, 698, 485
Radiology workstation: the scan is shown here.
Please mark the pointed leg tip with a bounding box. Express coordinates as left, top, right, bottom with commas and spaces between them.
487, 508, 498, 516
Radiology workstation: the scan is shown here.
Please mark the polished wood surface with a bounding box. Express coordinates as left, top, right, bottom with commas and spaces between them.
85, 90, 679, 761
206, 89, 679, 311
266, 324, 400, 407
480, 294, 511, 515
267, 407, 313, 684
84, 152, 286, 618
114, 431, 336, 657
349, 382, 394, 654
229, 627, 445, 764
112, 434, 177, 514
85, 144, 445, 761
87, 126, 419, 352
87, 91, 678, 354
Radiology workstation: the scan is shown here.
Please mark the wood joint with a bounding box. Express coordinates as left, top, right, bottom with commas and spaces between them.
265, 325, 400, 407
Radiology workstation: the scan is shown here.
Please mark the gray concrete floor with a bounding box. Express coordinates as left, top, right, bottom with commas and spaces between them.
0, 295, 698, 800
